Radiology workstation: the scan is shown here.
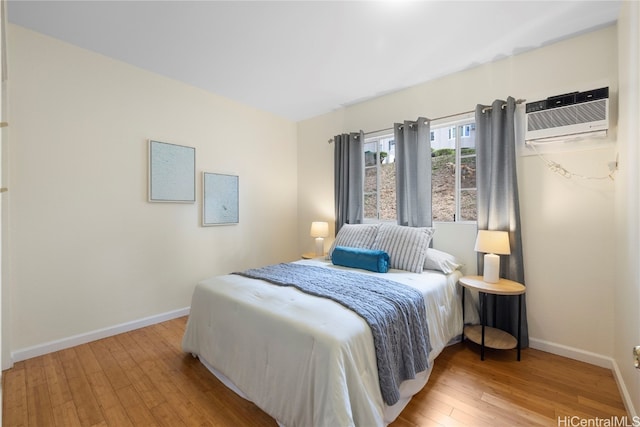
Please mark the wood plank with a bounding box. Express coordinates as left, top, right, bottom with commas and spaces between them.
120, 363, 166, 411
480, 391, 555, 426
115, 385, 160, 427
56, 348, 105, 427
89, 338, 131, 391
71, 343, 102, 376
149, 401, 188, 427
2, 317, 629, 427
42, 353, 73, 408
116, 329, 218, 426
25, 384, 55, 427
577, 394, 629, 417
3, 362, 28, 426
86, 371, 123, 411
100, 405, 135, 427
51, 400, 82, 427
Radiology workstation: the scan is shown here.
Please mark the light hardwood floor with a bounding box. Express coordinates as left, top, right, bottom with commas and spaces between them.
3, 316, 629, 426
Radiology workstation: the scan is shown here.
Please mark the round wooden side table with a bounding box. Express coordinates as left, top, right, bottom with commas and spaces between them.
459, 275, 526, 361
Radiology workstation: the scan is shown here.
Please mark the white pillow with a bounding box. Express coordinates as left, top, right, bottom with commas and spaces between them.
327, 223, 381, 259
423, 248, 463, 274
371, 224, 434, 273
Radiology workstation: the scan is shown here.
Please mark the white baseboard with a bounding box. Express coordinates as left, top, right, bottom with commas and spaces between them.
529, 337, 613, 369
10, 307, 190, 364
611, 358, 639, 418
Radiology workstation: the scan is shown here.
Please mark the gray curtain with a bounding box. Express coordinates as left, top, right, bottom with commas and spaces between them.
475, 97, 528, 347
394, 117, 432, 227
334, 131, 364, 233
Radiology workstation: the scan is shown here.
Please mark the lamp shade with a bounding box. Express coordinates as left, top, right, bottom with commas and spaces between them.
474, 230, 511, 255
310, 221, 329, 238
475, 230, 510, 283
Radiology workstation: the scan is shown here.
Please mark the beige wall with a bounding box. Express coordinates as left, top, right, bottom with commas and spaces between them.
5, 25, 298, 356
298, 26, 618, 363
615, 1, 640, 417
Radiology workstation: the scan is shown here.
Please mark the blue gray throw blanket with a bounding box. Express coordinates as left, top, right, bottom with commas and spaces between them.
233, 263, 431, 406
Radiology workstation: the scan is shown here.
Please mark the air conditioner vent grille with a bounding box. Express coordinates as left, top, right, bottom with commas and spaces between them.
527, 99, 608, 132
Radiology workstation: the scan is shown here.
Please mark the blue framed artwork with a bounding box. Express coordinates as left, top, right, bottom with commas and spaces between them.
203, 172, 239, 226
148, 140, 196, 203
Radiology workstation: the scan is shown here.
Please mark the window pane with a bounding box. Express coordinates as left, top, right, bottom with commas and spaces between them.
364, 192, 377, 219
432, 128, 455, 222
388, 142, 395, 163
364, 140, 377, 167
365, 166, 377, 192
379, 162, 396, 220
460, 155, 476, 189
460, 124, 475, 152
364, 166, 377, 219
459, 189, 477, 221
364, 136, 396, 221
460, 122, 477, 221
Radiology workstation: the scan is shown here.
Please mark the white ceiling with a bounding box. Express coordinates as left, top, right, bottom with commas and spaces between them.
7, 0, 621, 122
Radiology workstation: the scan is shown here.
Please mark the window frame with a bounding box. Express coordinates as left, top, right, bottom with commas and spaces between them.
431, 114, 477, 224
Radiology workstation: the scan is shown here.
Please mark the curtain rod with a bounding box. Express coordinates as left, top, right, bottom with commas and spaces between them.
327, 98, 526, 143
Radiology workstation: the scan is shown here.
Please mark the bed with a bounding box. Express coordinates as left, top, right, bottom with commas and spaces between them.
182, 223, 476, 426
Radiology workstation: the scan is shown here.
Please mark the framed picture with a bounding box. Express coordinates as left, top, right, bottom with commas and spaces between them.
203, 172, 239, 226
148, 140, 196, 203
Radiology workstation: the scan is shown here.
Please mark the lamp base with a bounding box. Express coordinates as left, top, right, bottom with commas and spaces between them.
315, 237, 324, 257
483, 253, 500, 283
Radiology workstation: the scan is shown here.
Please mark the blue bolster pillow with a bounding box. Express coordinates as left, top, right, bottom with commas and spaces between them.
331, 246, 390, 273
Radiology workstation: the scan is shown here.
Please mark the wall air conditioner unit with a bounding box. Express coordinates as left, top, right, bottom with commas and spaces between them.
524, 87, 609, 143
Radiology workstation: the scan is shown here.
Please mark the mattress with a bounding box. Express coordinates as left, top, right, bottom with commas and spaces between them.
182, 258, 467, 426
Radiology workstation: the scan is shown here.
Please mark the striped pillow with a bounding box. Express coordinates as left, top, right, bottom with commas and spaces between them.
372, 224, 434, 273
328, 223, 381, 259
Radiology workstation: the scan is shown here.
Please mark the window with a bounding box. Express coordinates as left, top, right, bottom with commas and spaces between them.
363, 118, 476, 223
461, 123, 476, 137
431, 120, 476, 222
364, 136, 396, 221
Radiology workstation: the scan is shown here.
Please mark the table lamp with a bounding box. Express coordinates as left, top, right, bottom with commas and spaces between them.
310, 221, 329, 256
474, 230, 511, 283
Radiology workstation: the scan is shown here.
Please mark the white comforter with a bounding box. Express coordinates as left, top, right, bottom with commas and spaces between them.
182, 259, 464, 426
